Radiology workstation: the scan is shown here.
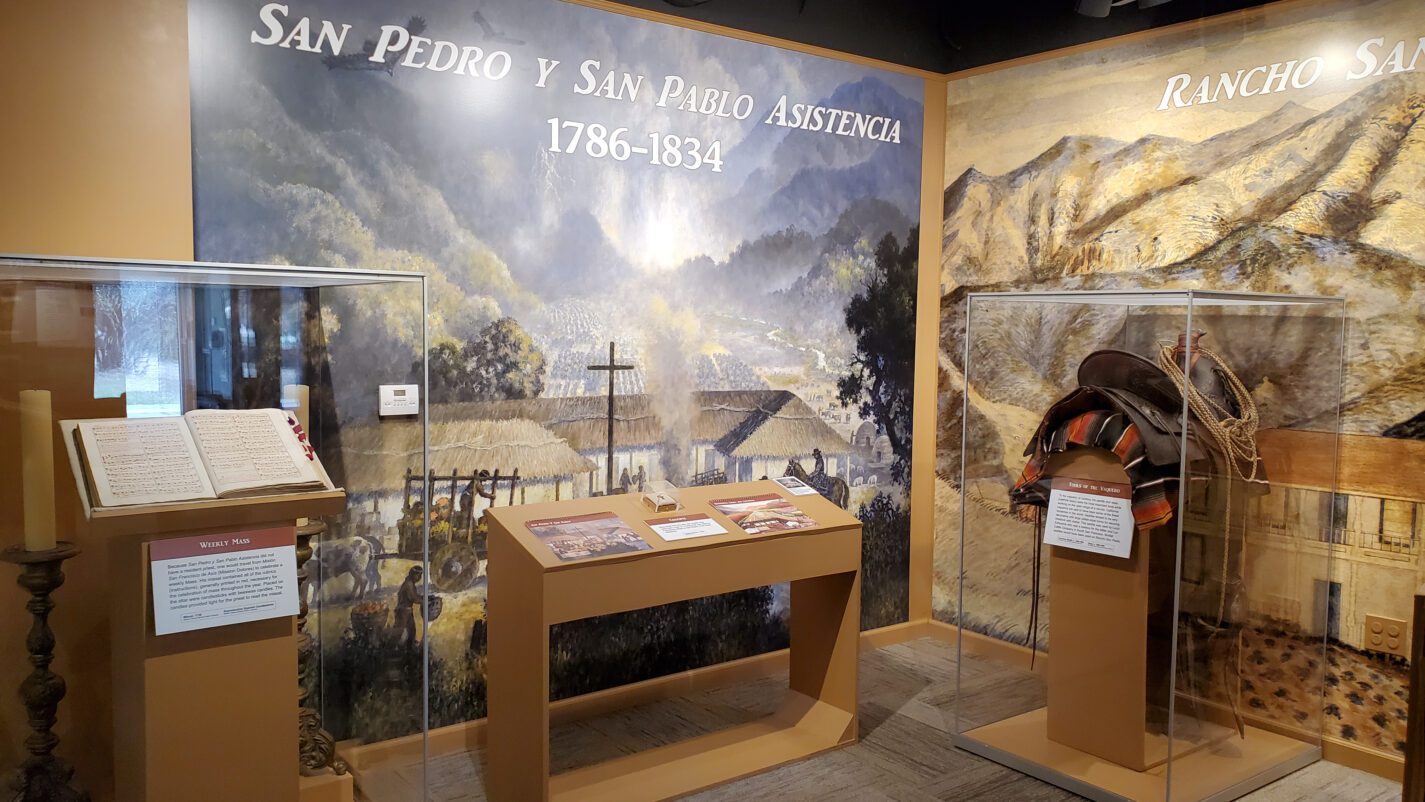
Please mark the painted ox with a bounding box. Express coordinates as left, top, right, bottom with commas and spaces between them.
310, 536, 382, 601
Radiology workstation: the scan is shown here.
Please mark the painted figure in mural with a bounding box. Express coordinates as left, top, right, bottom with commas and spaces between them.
785, 455, 850, 509
397, 499, 426, 556
458, 482, 475, 529
393, 565, 425, 649
635, 465, 646, 493
468, 616, 488, 674
619, 467, 633, 495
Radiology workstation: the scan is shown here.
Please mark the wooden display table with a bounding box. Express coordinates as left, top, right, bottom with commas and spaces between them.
485, 480, 862, 802
88, 490, 347, 802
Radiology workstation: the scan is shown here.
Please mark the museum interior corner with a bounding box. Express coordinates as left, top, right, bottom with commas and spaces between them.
3, 0, 1425, 800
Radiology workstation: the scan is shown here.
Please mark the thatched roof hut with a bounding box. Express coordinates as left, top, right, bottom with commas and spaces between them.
338, 416, 594, 495
422, 391, 851, 458
711, 390, 851, 459
445, 397, 666, 452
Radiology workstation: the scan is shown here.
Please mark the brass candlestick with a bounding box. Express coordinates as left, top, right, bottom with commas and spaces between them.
1, 542, 89, 802
295, 521, 347, 777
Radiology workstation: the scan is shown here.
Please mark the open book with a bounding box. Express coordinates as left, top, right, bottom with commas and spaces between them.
62, 409, 334, 509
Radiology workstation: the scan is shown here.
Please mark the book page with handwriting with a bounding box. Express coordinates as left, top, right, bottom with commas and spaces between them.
76, 418, 216, 507
183, 409, 324, 497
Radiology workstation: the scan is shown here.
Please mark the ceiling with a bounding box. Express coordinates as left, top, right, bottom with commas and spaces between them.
603, 0, 1279, 74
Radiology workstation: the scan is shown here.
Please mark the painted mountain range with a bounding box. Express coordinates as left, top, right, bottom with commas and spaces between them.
940, 72, 1425, 462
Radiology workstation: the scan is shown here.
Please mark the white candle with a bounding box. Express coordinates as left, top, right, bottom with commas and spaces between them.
19, 390, 56, 551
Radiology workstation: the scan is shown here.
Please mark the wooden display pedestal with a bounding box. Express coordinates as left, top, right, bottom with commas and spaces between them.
960, 449, 1317, 801
1041, 449, 1197, 770
88, 490, 346, 802
299, 770, 356, 802
485, 480, 861, 802
1047, 524, 1180, 765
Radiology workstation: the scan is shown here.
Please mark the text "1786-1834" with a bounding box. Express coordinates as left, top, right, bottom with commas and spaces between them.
547, 118, 724, 173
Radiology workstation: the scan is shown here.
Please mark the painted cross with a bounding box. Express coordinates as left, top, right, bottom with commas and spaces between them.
587, 341, 634, 495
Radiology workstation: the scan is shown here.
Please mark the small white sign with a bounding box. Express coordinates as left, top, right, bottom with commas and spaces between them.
647, 513, 729, 541
150, 528, 299, 635
773, 476, 819, 496
1043, 478, 1136, 559
379, 384, 420, 417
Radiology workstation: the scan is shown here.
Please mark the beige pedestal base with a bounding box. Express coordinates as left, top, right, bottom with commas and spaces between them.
551, 693, 854, 802
959, 707, 1319, 802
299, 771, 355, 802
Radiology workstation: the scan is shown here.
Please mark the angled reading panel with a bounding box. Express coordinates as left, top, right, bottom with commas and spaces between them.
81, 490, 348, 540
59, 417, 345, 538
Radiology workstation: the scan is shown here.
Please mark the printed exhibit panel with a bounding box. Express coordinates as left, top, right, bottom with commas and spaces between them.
936, 0, 1425, 756
188, 0, 923, 751
150, 528, 299, 635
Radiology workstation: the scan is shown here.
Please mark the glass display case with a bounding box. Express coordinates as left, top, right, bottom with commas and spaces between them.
950, 290, 1346, 802
0, 255, 431, 801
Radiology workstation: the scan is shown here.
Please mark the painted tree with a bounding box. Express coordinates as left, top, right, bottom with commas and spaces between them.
837, 226, 917, 486
421, 317, 546, 403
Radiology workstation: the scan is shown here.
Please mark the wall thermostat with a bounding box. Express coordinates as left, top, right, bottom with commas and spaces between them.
378, 384, 420, 417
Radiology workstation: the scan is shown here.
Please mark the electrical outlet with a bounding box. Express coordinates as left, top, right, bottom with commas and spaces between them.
1363, 614, 1408, 658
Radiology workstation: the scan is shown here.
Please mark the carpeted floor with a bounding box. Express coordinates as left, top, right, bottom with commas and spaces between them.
1249, 627, 1412, 754
1198, 623, 1411, 755
353, 637, 1401, 801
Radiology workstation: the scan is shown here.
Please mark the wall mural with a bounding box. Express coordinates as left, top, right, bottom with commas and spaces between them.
189, 0, 922, 745
937, 0, 1425, 756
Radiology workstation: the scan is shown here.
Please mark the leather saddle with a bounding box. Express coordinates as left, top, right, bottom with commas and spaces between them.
1020, 331, 1265, 493
1023, 348, 1206, 466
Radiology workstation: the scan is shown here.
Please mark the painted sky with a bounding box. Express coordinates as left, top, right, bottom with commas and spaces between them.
191, 0, 923, 283
946, 0, 1425, 180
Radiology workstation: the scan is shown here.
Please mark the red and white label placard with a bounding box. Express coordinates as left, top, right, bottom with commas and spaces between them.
149, 527, 298, 635
1043, 478, 1135, 559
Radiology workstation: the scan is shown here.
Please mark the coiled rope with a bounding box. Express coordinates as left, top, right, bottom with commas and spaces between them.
1157, 339, 1259, 736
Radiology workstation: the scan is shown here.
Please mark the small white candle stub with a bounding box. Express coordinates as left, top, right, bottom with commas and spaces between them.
20, 389, 57, 551
282, 383, 311, 434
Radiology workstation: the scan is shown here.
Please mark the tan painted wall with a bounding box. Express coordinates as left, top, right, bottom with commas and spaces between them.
0, 0, 192, 259
910, 79, 947, 620
0, 0, 192, 798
